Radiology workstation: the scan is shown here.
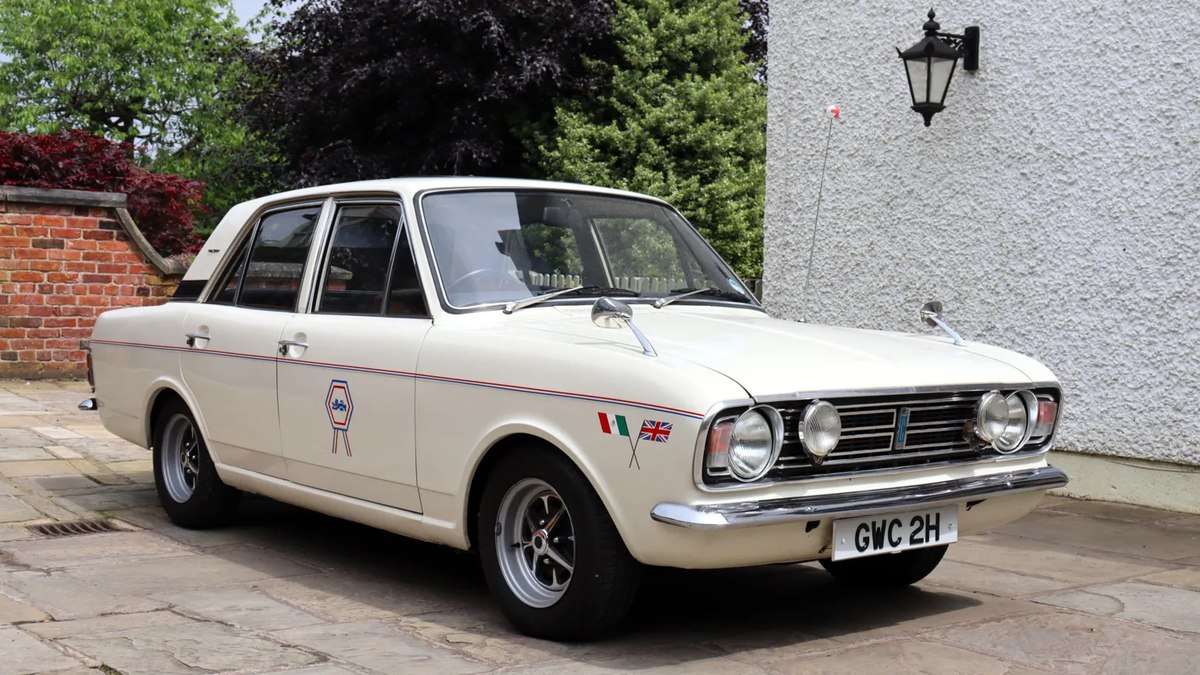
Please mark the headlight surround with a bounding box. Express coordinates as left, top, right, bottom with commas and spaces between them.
976, 389, 1037, 453
800, 400, 841, 464
725, 406, 783, 481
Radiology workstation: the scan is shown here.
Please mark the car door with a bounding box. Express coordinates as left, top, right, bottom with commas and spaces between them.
179, 203, 324, 478
276, 201, 430, 512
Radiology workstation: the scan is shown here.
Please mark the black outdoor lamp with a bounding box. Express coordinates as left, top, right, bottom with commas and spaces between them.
897, 9, 980, 126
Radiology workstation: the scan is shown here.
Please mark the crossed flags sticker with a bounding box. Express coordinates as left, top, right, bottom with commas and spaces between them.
598, 412, 672, 469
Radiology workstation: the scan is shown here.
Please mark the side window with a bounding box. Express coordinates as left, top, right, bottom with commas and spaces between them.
239, 206, 321, 311
317, 204, 401, 315
386, 227, 428, 317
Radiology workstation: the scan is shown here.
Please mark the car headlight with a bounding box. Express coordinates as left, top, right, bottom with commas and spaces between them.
725, 406, 783, 481
976, 390, 1036, 453
800, 400, 841, 464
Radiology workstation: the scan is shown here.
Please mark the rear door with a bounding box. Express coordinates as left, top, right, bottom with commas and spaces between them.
276, 201, 430, 511
179, 203, 324, 477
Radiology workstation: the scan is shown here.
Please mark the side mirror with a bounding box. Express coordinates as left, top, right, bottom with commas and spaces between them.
918, 300, 963, 346
592, 297, 633, 329
591, 297, 656, 356
919, 300, 944, 328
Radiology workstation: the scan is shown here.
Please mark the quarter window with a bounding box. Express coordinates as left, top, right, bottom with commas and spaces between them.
238, 206, 321, 311
317, 205, 402, 315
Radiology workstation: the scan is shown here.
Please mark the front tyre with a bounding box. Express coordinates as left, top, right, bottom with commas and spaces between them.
819, 544, 948, 589
479, 447, 640, 640
152, 399, 239, 528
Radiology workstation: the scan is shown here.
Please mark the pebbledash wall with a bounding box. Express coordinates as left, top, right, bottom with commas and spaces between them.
0, 186, 184, 379
765, 3, 1199, 511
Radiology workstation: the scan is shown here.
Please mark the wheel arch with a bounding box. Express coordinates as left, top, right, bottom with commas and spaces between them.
464, 430, 617, 553
144, 381, 212, 459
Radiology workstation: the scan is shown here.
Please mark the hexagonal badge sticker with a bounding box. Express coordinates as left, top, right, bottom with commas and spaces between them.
326, 379, 354, 456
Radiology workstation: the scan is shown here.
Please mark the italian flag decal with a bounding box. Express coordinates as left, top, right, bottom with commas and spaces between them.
598, 412, 630, 437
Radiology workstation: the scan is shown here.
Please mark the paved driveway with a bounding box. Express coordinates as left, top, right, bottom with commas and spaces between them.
1, 380, 1198, 674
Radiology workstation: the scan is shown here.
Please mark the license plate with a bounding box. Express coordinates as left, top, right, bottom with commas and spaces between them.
831, 506, 958, 561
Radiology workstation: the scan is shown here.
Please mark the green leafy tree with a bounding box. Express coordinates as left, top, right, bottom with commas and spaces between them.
0, 0, 246, 150
533, 0, 767, 278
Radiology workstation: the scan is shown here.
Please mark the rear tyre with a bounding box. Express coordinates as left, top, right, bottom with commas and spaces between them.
152, 398, 239, 528
479, 447, 640, 640
819, 545, 948, 589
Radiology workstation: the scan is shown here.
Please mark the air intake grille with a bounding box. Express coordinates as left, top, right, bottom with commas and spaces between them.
704, 388, 1057, 486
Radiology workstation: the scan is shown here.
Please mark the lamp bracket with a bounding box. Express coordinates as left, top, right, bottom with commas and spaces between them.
935, 26, 980, 71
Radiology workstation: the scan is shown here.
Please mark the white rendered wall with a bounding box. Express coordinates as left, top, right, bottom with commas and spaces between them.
764, 2, 1199, 466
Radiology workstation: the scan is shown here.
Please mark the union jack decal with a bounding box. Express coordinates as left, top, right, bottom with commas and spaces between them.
639, 420, 672, 443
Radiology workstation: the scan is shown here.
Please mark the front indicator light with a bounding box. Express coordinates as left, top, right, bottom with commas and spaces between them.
1033, 399, 1058, 438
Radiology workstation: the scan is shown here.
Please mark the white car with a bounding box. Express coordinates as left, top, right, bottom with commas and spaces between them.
84, 178, 1067, 640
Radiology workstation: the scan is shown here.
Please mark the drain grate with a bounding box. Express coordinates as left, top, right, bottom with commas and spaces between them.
27, 519, 129, 538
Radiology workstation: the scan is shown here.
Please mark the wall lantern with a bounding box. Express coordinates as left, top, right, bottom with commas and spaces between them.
897, 9, 980, 126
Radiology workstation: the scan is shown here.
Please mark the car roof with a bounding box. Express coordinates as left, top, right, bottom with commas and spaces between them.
182, 177, 672, 284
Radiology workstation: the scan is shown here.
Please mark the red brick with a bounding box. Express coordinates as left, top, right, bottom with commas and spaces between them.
77, 296, 109, 307
87, 284, 105, 295
82, 251, 113, 262
26, 205, 73, 216
0, 236, 30, 248
96, 263, 128, 274
13, 248, 46, 260
46, 338, 76, 349
50, 228, 82, 239
0, 214, 33, 226
8, 339, 42, 349
29, 261, 59, 272
83, 229, 116, 241
0, 329, 24, 338
29, 328, 59, 339
36, 284, 53, 294
98, 241, 131, 252
42, 318, 77, 328
6, 317, 38, 328
46, 249, 82, 261
32, 215, 65, 226
27, 305, 59, 316
66, 216, 97, 229
63, 262, 96, 273
47, 273, 74, 283
10, 271, 43, 283
33, 350, 53, 361
113, 253, 145, 265
9, 295, 41, 306
12, 226, 49, 238
60, 306, 96, 316
66, 239, 98, 251
0, 260, 29, 270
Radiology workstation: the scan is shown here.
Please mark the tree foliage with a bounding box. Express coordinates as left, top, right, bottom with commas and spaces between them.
533, 0, 767, 278
0, 131, 205, 255
738, 0, 768, 80
0, 0, 247, 151
247, 0, 616, 186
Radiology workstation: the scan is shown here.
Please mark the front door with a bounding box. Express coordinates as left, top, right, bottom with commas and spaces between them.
179, 204, 323, 477
276, 202, 430, 512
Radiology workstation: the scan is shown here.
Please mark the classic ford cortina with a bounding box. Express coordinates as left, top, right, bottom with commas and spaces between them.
84, 177, 1067, 639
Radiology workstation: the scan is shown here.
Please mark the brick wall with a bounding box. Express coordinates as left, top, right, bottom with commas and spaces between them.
0, 187, 183, 379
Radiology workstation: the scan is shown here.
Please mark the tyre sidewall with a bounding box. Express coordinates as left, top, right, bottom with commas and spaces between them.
479, 448, 637, 640
152, 399, 236, 528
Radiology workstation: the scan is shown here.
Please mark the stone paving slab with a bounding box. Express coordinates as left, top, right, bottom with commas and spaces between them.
1032, 581, 1200, 634
0, 569, 166, 621
0, 496, 41, 523
0, 625, 88, 673
935, 611, 1200, 674
271, 620, 491, 674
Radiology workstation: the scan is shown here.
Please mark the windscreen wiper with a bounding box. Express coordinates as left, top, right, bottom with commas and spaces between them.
653, 286, 751, 309
504, 285, 639, 314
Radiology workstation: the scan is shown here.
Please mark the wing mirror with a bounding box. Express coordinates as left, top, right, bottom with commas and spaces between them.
919, 300, 964, 346
592, 297, 657, 357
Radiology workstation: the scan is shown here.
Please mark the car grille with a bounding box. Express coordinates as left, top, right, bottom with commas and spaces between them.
703, 388, 1057, 486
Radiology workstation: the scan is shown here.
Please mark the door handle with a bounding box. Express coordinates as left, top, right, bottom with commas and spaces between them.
278, 339, 309, 356
184, 331, 208, 347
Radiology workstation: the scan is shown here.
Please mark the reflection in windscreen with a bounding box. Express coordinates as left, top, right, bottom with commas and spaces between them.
422, 191, 745, 309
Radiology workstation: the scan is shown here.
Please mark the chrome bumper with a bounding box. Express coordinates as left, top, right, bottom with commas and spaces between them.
651, 466, 1068, 529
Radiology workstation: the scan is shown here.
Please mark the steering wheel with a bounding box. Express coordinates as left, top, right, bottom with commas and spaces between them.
445, 268, 528, 294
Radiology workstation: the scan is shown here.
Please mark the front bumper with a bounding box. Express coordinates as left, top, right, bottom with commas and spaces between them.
651, 465, 1068, 529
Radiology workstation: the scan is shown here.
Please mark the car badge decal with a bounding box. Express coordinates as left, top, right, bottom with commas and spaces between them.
326, 379, 354, 456
894, 407, 911, 450
598, 412, 671, 469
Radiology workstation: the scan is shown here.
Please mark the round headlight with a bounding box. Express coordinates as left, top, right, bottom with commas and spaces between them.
993, 390, 1036, 453
975, 391, 1009, 443
727, 406, 782, 481
800, 400, 841, 464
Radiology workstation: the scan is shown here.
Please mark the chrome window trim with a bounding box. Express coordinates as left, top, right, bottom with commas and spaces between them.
693, 383, 1062, 493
